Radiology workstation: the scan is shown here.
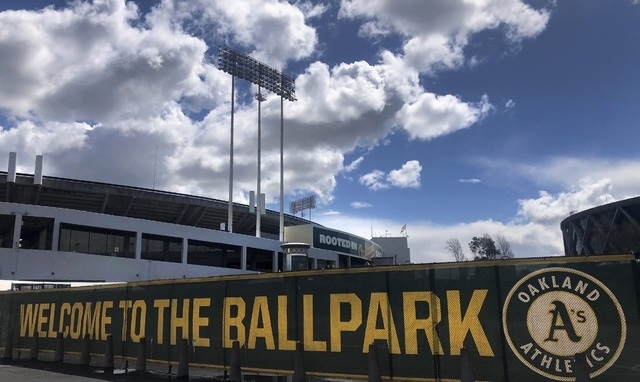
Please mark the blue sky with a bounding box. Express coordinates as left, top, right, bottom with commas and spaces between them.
1, 0, 639, 262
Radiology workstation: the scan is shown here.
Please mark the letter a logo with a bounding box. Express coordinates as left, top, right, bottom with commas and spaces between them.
544, 300, 581, 343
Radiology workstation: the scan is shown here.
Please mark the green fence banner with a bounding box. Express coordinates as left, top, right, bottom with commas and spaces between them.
1, 254, 638, 381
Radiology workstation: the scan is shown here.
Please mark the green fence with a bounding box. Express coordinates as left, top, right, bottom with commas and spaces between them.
1, 254, 638, 381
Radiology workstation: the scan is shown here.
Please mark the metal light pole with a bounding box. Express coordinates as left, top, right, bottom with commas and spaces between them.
228, 72, 235, 233
279, 94, 284, 241
218, 45, 296, 239
255, 87, 266, 237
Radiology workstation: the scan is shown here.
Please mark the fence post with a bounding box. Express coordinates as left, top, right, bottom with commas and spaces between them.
104, 334, 114, 372
80, 334, 91, 365
230, 340, 242, 382
460, 347, 475, 382
30, 335, 39, 360
177, 338, 189, 380
53, 332, 64, 362
574, 352, 590, 382
135, 337, 147, 372
2, 330, 13, 359
368, 344, 381, 382
293, 341, 306, 382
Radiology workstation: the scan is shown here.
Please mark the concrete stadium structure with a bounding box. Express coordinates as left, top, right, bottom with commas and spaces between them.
561, 196, 640, 256
0, 154, 388, 283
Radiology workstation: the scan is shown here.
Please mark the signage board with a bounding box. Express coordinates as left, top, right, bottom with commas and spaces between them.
0, 255, 638, 381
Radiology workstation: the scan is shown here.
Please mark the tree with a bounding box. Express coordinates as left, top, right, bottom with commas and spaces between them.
445, 238, 465, 261
494, 234, 514, 258
469, 234, 501, 260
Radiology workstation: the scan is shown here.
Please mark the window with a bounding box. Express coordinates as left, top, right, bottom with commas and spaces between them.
338, 254, 349, 268
246, 247, 275, 272
0, 214, 15, 248
187, 239, 241, 269
20, 216, 54, 250
141, 234, 182, 263
58, 223, 136, 258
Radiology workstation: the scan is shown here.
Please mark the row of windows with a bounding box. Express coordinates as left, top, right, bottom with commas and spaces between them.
0, 214, 286, 272
1, 214, 356, 272
59, 223, 136, 258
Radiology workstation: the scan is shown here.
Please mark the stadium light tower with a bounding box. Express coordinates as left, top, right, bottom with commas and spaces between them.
217, 45, 296, 239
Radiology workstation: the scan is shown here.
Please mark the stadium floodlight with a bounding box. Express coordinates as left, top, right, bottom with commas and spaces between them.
218, 45, 296, 101
218, 45, 297, 239
290, 195, 316, 220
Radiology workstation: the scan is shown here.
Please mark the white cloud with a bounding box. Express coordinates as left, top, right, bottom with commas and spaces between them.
0, 121, 93, 161
343, 156, 364, 172
190, 0, 318, 67
290, 61, 387, 125
360, 169, 388, 190
351, 201, 372, 209
295, 1, 330, 19
505, 99, 515, 109
397, 94, 492, 140
388, 160, 422, 188
339, 0, 550, 73
360, 160, 422, 190
479, 156, 640, 201
0, 1, 214, 124
459, 178, 481, 184
516, 178, 614, 224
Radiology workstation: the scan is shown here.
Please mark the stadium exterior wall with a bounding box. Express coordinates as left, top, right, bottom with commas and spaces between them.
561, 196, 640, 256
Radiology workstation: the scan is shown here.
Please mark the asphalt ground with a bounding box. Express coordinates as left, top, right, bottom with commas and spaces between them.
0, 353, 229, 381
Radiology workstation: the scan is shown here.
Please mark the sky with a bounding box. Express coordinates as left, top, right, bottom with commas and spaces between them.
1, 0, 639, 264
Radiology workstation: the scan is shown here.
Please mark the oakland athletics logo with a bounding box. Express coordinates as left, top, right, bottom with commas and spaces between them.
502, 267, 626, 381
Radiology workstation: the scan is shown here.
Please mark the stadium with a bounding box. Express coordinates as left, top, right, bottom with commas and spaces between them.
0, 153, 411, 284
561, 196, 640, 256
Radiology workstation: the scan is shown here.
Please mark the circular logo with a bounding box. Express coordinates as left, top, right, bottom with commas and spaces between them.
502, 267, 626, 381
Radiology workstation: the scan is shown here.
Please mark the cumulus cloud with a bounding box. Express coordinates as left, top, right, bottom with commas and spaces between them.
188, 0, 318, 67
0, 121, 93, 166
0, 1, 211, 123
397, 94, 492, 140
388, 160, 422, 188
360, 169, 388, 190
339, 0, 550, 73
517, 179, 614, 224
290, 61, 387, 124
360, 160, 421, 190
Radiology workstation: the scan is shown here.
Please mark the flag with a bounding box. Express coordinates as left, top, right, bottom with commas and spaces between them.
400, 224, 406, 234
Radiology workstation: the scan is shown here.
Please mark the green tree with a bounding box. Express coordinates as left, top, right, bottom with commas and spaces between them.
469, 234, 501, 260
